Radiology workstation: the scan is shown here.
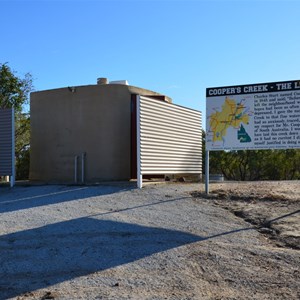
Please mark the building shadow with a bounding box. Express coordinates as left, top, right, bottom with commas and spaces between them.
0, 217, 204, 299
0, 184, 133, 214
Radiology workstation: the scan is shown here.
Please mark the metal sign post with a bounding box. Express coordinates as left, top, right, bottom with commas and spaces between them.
205, 150, 209, 194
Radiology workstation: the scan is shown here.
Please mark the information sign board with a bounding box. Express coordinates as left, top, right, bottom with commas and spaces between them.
206, 80, 300, 150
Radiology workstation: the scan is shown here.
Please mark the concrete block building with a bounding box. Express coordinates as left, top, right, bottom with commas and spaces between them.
30, 79, 202, 184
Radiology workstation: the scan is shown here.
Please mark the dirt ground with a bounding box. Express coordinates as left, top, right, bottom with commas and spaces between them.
190, 180, 300, 300
193, 181, 300, 250
0, 181, 299, 300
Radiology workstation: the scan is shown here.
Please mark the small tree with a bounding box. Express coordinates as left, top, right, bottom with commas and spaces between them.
0, 63, 32, 112
0, 63, 33, 180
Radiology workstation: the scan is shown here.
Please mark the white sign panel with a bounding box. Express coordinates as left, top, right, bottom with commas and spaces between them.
206, 80, 300, 150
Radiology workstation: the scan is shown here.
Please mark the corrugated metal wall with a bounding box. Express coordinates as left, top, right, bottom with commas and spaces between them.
0, 109, 14, 176
137, 96, 202, 178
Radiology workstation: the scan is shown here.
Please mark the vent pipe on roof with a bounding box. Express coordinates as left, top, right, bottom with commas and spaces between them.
97, 78, 109, 85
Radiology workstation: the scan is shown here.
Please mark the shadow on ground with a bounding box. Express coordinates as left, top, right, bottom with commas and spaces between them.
0, 217, 203, 299
0, 184, 133, 214
0, 184, 274, 299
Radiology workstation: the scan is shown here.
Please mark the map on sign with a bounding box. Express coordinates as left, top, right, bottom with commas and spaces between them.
206, 96, 254, 149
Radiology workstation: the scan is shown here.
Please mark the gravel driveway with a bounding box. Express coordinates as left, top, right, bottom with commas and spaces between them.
0, 182, 299, 299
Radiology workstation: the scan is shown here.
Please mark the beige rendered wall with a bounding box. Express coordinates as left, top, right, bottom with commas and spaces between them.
30, 84, 167, 183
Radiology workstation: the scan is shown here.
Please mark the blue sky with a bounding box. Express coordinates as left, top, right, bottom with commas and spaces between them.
1, 0, 300, 127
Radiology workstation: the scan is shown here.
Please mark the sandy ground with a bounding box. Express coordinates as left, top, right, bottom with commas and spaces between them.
193, 181, 300, 250
0, 181, 299, 300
